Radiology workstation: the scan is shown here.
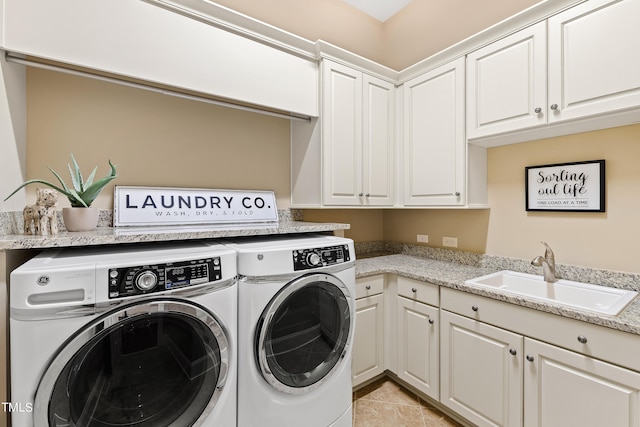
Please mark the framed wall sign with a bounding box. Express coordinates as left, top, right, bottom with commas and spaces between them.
114, 186, 279, 226
525, 160, 605, 212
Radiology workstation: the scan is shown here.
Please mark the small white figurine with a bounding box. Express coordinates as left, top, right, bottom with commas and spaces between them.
23, 188, 59, 235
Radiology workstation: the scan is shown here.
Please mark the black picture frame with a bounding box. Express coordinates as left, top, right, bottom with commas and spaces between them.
525, 160, 605, 212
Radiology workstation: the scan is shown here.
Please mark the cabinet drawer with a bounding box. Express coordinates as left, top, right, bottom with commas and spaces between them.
356, 275, 385, 299
441, 287, 640, 372
397, 276, 439, 306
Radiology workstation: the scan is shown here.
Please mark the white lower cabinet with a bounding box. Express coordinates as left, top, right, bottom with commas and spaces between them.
353, 275, 385, 387
441, 287, 640, 427
396, 295, 439, 400
524, 338, 640, 427
440, 310, 523, 427
353, 277, 640, 426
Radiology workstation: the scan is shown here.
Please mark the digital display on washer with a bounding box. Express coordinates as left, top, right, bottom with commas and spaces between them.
108, 257, 221, 298
293, 245, 351, 271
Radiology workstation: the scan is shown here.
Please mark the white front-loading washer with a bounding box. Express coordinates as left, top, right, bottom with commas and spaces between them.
225, 234, 355, 427
9, 241, 237, 427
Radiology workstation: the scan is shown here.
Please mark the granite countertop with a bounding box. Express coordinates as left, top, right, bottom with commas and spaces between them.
0, 220, 350, 250
356, 253, 640, 337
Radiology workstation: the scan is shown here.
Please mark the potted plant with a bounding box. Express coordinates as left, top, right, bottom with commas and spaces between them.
4, 154, 117, 231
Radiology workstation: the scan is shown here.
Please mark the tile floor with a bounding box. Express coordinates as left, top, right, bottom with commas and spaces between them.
353, 377, 465, 427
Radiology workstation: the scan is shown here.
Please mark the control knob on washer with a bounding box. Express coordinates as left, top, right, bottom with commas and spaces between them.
135, 271, 158, 291
306, 252, 321, 266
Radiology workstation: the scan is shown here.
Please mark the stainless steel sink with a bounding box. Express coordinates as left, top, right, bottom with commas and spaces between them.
465, 270, 638, 316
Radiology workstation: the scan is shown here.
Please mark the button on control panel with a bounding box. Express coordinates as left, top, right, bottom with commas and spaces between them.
108, 257, 221, 299
293, 245, 351, 271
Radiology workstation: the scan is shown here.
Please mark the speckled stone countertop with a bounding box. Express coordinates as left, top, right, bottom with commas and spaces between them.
0, 209, 350, 250
356, 251, 640, 337
0, 221, 350, 250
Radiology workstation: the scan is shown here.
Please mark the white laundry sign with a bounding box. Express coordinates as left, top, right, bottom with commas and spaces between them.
114, 186, 279, 226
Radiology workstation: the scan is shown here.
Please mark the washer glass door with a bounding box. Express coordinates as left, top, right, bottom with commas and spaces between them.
36, 299, 229, 427
256, 273, 352, 394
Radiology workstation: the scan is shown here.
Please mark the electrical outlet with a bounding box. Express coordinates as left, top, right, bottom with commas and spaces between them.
417, 234, 429, 243
443, 236, 458, 247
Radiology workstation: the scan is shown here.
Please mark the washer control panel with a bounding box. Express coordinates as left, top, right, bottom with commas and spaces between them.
293, 245, 351, 271
108, 257, 221, 299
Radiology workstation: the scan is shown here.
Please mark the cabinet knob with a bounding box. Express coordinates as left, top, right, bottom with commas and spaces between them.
365, 193, 370, 197
454, 192, 461, 197
550, 104, 559, 111
471, 305, 479, 312
526, 354, 535, 362
411, 288, 417, 293
358, 193, 364, 197
509, 348, 517, 356
534, 107, 542, 114
577, 335, 588, 344
428, 319, 435, 325
365, 285, 371, 290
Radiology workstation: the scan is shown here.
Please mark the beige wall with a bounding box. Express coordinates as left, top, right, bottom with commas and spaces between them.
380, 124, 640, 274
382, 0, 540, 70
21, 0, 640, 275
25, 68, 292, 209
486, 124, 640, 272
212, 0, 539, 71
303, 209, 385, 242
213, 0, 386, 65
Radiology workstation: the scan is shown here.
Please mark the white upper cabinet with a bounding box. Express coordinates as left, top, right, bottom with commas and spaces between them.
547, 0, 640, 123
1, 0, 318, 116
467, 0, 640, 144
403, 58, 466, 206
321, 59, 395, 206
467, 22, 547, 139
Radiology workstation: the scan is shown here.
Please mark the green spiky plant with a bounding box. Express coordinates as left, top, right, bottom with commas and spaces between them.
4, 154, 118, 207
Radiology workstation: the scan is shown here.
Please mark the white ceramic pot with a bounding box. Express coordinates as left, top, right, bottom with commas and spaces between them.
62, 207, 100, 232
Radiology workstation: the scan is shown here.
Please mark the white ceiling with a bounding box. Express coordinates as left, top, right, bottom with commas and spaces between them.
341, 0, 413, 22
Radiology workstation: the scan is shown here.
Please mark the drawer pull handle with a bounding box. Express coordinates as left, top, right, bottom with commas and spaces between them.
428, 319, 435, 325
509, 348, 517, 356
577, 335, 588, 344
472, 305, 479, 312
526, 354, 535, 362
411, 288, 417, 293
365, 285, 371, 290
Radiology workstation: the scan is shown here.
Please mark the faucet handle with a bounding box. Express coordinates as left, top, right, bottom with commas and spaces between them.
540, 241, 555, 263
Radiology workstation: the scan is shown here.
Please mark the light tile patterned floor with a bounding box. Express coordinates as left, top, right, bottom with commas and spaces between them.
353, 378, 464, 427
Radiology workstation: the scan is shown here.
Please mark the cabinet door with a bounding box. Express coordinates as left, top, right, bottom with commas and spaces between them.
396, 296, 439, 400
524, 338, 640, 427
548, 0, 640, 123
322, 60, 363, 205
353, 293, 385, 387
362, 75, 395, 206
440, 310, 523, 427
403, 57, 465, 206
2, 0, 318, 116
467, 21, 547, 139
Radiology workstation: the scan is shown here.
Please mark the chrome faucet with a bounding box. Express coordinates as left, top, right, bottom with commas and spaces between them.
531, 241, 558, 282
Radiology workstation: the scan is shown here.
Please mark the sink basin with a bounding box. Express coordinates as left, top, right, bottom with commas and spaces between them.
465, 270, 638, 316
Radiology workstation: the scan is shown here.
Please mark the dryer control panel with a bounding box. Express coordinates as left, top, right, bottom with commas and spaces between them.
108, 257, 222, 298
293, 245, 351, 271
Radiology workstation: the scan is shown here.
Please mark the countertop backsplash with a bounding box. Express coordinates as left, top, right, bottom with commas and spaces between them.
355, 240, 640, 293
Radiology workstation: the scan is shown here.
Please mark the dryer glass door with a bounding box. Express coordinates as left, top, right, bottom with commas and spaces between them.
256, 273, 352, 394
36, 300, 229, 427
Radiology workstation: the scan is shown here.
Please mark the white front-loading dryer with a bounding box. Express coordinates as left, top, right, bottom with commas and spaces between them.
225, 234, 355, 427
9, 241, 237, 427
